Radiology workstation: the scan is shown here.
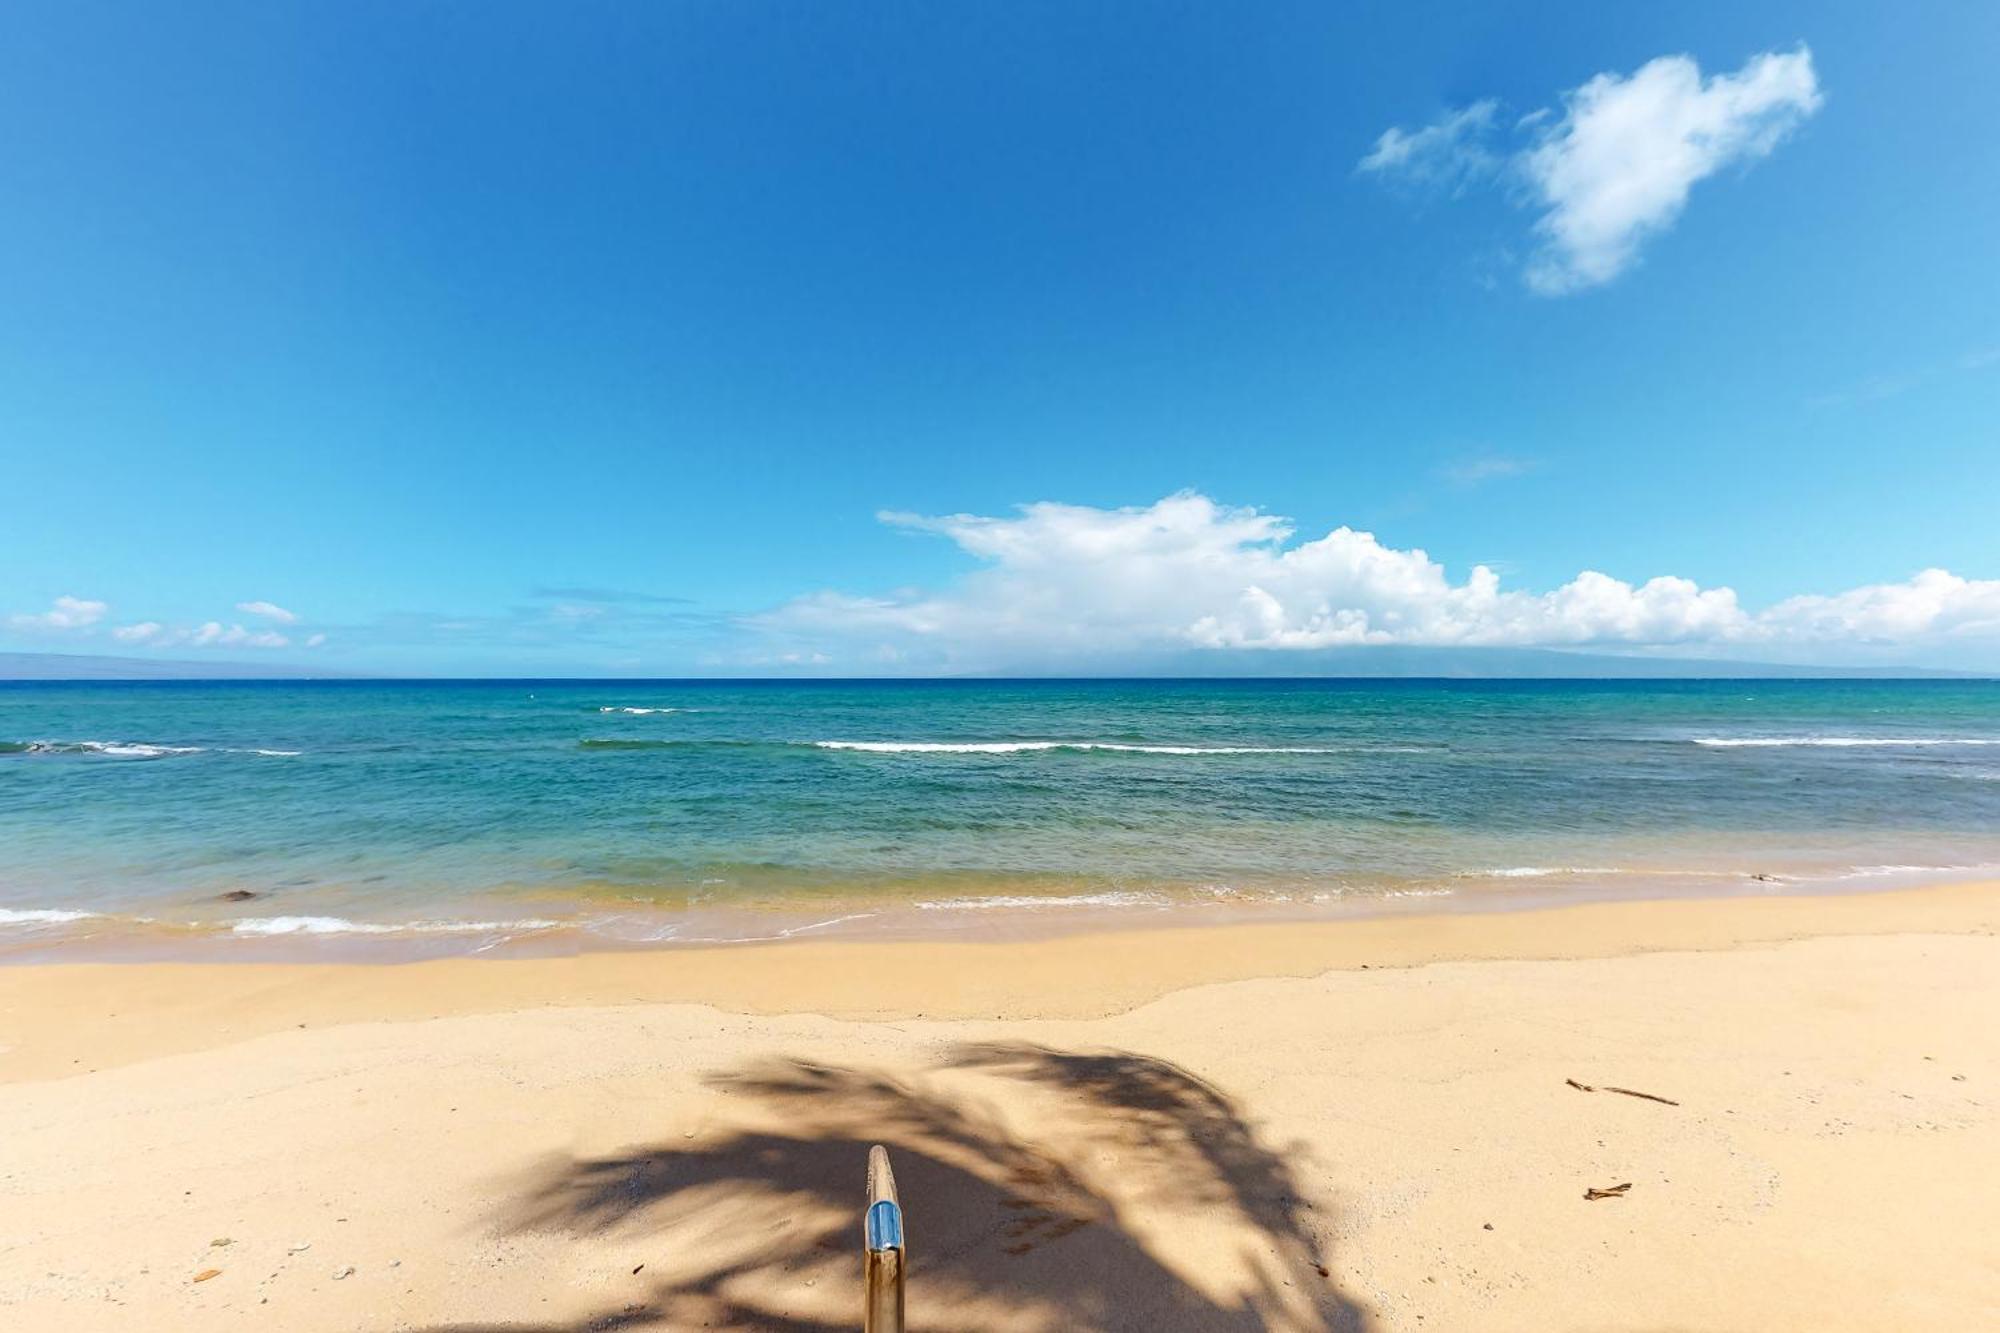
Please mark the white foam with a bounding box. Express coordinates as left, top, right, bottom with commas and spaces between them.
913, 891, 1170, 911
23, 740, 206, 758
813, 740, 1367, 755
0, 907, 102, 926
597, 706, 686, 715
1465, 866, 1730, 880
1693, 736, 1999, 748
246, 748, 304, 757
1831, 863, 1988, 880
229, 915, 559, 937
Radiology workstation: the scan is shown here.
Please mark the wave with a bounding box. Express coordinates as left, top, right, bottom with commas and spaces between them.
3, 739, 207, 758
596, 706, 690, 715
2, 740, 302, 758
914, 891, 1171, 911
229, 915, 560, 937
1693, 736, 2000, 748
577, 737, 1415, 755
0, 907, 103, 926
812, 740, 1404, 755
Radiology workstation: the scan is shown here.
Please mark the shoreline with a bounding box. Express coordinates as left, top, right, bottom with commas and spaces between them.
3, 877, 1993, 1085
1, 875, 1994, 1329
4, 857, 1995, 966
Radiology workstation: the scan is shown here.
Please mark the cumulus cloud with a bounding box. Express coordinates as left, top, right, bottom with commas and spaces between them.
236, 600, 299, 623
191, 622, 291, 649
754, 494, 1998, 669
1521, 48, 1822, 292
1361, 46, 1823, 293
8, 595, 109, 632
112, 621, 164, 643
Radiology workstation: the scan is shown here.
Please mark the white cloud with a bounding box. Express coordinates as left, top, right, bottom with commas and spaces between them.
1361, 46, 1823, 294
8, 595, 109, 632
754, 494, 2000, 669
112, 621, 163, 643
1762, 569, 2000, 643
191, 622, 291, 649
305, 632, 327, 648
1357, 100, 1500, 192
1522, 48, 1822, 292
236, 600, 299, 623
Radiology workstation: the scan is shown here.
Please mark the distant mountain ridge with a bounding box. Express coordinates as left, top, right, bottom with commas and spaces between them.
0, 652, 356, 681
0, 647, 1985, 680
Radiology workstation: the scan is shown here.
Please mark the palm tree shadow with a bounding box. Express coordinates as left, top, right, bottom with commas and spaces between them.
417, 1042, 1368, 1332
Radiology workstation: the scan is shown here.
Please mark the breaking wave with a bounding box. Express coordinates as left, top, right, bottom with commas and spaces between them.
228, 915, 560, 936
1693, 736, 2000, 748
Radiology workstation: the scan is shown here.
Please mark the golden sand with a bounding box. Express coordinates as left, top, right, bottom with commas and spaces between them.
2, 881, 1996, 1330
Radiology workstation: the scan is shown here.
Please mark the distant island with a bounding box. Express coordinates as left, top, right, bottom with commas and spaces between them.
0, 652, 356, 681
0, 648, 1980, 681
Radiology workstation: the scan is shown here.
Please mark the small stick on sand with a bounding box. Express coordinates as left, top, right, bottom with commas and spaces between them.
1566, 1077, 1679, 1106
1583, 1183, 1632, 1201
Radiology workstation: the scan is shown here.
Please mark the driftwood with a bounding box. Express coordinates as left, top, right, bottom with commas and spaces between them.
1583, 1183, 1632, 1201
1566, 1078, 1679, 1107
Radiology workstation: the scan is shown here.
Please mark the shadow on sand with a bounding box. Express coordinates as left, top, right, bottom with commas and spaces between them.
416, 1042, 1368, 1332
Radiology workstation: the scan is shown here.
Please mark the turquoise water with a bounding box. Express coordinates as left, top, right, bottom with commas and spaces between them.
3, 678, 1998, 955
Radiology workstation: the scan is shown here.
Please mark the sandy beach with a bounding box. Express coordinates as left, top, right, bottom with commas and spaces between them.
2, 882, 1996, 1331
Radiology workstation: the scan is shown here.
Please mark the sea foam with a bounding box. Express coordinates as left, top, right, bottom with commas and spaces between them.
813, 740, 1367, 755
0, 907, 103, 926
229, 915, 559, 936
7, 740, 206, 758
1693, 736, 1999, 748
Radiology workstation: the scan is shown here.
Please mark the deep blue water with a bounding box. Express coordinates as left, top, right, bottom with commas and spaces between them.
3, 678, 1998, 952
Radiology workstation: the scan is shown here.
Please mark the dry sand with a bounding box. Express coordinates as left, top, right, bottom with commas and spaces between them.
1, 882, 1996, 1331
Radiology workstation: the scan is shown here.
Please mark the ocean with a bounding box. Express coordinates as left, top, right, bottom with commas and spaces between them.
3, 677, 1998, 958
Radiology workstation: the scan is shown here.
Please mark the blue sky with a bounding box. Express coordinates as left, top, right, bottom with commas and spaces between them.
3, 2, 1996, 674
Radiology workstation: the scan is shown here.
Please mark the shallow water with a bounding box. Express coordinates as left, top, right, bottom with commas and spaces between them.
3, 678, 1998, 956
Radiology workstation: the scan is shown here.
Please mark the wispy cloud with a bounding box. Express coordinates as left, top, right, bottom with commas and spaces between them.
752, 493, 2000, 670
236, 600, 299, 624
530, 586, 693, 606
1362, 47, 1824, 294
1356, 100, 1501, 194
1437, 454, 1533, 487
1809, 342, 2000, 409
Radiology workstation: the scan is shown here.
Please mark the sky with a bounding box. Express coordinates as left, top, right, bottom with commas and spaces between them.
2, 1, 1997, 675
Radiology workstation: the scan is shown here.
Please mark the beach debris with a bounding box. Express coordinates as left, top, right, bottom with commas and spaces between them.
288, 1243, 311, 1253
1583, 1183, 1632, 1201
193, 1268, 223, 1283
332, 1265, 355, 1280
217, 889, 261, 902
209, 1237, 232, 1247
631, 1263, 645, 1275
1566, 1078, 1679, 1106
1482, 1223, 1494, 1231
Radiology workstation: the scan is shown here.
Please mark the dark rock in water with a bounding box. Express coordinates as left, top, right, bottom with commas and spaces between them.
217, 889, 261, 903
